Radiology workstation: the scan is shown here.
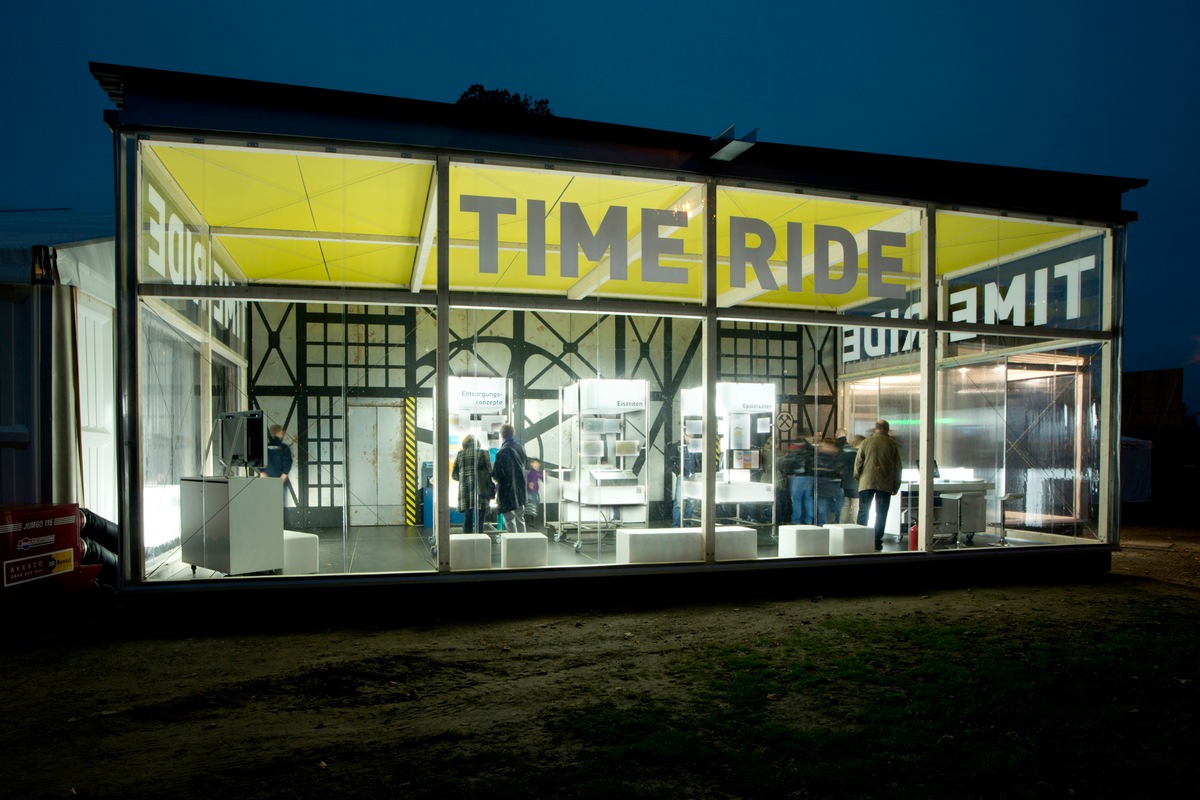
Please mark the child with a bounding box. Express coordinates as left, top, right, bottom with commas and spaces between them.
525, 457, 544, 519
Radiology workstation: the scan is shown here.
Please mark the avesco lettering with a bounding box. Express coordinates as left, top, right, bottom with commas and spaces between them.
461, 196, 908, 300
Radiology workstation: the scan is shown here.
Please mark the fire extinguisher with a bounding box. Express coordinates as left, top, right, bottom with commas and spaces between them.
909, 522, 919, 551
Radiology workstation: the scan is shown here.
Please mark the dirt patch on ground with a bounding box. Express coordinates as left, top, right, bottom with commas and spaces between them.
1110, 524, 1200, 588
3, 525, 1197, 799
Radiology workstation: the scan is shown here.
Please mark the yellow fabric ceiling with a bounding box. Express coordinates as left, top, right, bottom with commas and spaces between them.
143, 142, 1093, 308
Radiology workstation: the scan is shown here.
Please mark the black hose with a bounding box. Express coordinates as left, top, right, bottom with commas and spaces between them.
80, 507, 119, 587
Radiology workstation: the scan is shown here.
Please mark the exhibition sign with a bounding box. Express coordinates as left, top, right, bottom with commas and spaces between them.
842, 235, 1105, 364
135, 144, 1105, 332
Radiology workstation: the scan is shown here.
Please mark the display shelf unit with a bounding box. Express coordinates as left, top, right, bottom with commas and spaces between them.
679, 382, 776, 526
555, 379, 649, 553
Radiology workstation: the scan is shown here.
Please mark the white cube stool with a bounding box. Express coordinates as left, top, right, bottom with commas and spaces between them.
826, 524, 876, 555
715, 526, 758, 561
450, 533, 492, 571
500, 532, 548, 568
777, 524, 829, 557
283, 530, 320, 574
616, 528, 703, 564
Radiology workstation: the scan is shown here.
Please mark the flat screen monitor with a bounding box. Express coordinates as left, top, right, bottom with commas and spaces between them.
580, 438, 604, 459
614, 440, 640, 457
219, 410, 266, 469
730, 449, 759, 469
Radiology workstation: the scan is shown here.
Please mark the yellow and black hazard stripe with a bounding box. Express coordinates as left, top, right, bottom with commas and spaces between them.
404, 396, 418, 525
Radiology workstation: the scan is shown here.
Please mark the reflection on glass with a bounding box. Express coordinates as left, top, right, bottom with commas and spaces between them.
842, 335, 1104, 549
141, 309, 202, 576
936, 212, 1107, 335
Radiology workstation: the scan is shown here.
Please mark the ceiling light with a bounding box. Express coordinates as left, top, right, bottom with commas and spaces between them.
710, 125, 757, 162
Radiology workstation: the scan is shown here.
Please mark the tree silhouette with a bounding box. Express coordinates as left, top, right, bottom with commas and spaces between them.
456, 84, 553, 117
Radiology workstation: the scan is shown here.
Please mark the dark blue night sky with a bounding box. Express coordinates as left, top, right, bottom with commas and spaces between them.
4, 0, 1196, 408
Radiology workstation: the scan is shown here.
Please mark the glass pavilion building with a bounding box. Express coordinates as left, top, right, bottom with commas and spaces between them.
91, 63, 1145, 590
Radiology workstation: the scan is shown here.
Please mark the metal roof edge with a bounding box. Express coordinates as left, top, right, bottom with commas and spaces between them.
89, 62, 1146, 225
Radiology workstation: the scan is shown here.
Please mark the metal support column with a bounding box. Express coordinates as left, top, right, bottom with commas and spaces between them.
1101, 227, 1124, 544
918, 206, 938, 551
115, 131, 141, 587
703, 179, 718, 561
435, 156, 451, 570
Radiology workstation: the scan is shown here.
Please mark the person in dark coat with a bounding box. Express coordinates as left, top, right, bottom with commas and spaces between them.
854, 420, 903, 550
836, 434, 862, 523
452, 435, 493, 533
260, 424, 294, 501
492, 423, 528, 533
814, 433, 842, 524
782, 439, 816, 524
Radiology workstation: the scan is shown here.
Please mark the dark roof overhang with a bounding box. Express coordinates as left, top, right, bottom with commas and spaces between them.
90, 62, 1145, 225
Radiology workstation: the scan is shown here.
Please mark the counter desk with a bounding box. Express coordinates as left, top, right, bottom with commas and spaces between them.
900, 480, 995, 546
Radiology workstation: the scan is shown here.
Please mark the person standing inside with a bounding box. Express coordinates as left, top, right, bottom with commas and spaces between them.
784, 439, 815, 525
452, 435, 493, 533
260, 424, 294, 501
493, 423, 529, 534
837, 435, 863, 523
525, 457, 544, 523
814, 432, 842, 524
854, 420, 902, 551
670, 434, 697, 526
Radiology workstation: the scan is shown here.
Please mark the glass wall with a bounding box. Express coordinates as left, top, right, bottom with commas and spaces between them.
438, 306, 704, 569
140, 308, 203, 575
933, 208, 1111, 546
936, 212, 1105, 335
645, 316, 859, 559
935, 338, 1105, 543
438, 161, 709, 569
125, 130, 1119, 584
839, 333, 1109, 550
136, 137, 439, 581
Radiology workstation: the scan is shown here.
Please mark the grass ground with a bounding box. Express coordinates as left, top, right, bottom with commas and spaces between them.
2, 525, 1197, 799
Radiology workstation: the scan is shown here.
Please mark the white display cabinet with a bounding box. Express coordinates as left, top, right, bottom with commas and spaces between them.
556, 379, 649, 553
679, 383, 776, 524
180, 476, 284, 575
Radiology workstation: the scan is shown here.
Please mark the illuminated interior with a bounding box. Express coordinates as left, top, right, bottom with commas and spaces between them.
105, 80, 1131, 585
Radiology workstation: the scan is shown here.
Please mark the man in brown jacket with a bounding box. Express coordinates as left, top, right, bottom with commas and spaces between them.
853, 420, 903, 551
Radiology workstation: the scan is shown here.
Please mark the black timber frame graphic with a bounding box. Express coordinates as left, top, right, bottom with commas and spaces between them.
249, 302, 838, 524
